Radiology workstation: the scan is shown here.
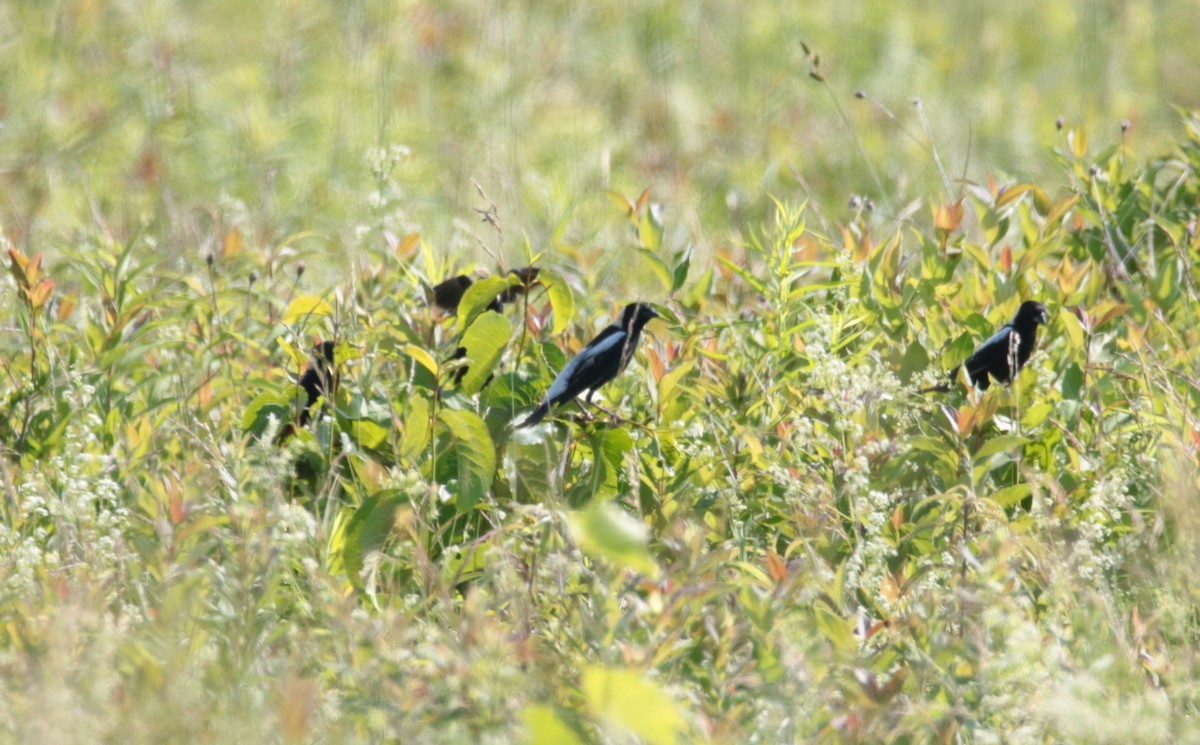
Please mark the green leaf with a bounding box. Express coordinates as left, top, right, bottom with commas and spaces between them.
581, 666, 684, 745
638, 249, 673, 293
333, 489, 408, 582
456, 277, 510, 332
992, 483, 1032, 508
671, 250, 691, 292
637, 203, 664, 250
521, 705, 583, 745
568, 501, 658, 577
974, 435, 1028, 461
438, 409, 496, 512
942, 332, 978, 371
242, 392, 293, 438
401, 395, 431, 461
899, 340, 930, 384
1062, 362, 1084, 400
458, 311, 512, 394
348, 419, 388, 450
540, 269, 575, 334
282, 295, 333, 324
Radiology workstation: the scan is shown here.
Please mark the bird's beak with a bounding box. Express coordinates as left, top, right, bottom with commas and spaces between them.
1038, 309, 1049, 325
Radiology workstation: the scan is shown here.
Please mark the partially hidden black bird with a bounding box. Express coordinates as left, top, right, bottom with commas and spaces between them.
431, 267, 541, 386
946, 300, 1049, 391
429, 266, 541, 316
519, 302, 659, 428
298, 340, 337, 425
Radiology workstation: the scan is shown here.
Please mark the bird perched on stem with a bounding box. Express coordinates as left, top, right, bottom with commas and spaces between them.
930, 300, 1049, 391
298, 340, 337, 425
519, 303, 659, 428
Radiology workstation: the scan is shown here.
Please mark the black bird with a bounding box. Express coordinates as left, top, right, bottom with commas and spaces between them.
298, 340, 337, 425
430, 266, 541, 316
519, 303, 659, 428
433, 267, 541, 386
947, 300, 1049, 391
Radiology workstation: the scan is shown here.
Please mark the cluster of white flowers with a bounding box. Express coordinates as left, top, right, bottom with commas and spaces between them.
364, 144, 411, 180
1066, 467, 1126, 582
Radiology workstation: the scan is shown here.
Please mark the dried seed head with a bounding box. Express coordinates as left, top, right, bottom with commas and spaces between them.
854, 90, 866, 99
1120, 119, 1131, 133
1056, 116, 1065, 131
296, 262, 306, 278
205, 253, 214, 268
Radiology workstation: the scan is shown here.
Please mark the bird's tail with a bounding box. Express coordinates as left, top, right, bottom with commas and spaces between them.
920, 366, 959, 394
518, 400, 551, 428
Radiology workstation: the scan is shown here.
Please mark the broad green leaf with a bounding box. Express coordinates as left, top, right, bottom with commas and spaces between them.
283, 295, 333, 324
992, 483, 1032, 507
242, 392, 293, 437
1062, 362, 1084, 400
458, 311, 511, 394
401, 395, 431, 460
942, 332, 978, 371
540, 269, 575, 334
333, 489, 408, 582
581, 666, 684, 745
438, 409, 496, 512
899, 341, 930, 384
974, 435, 1028, 461
568, 501, 658, 577
456, 277, 510, 332
349, 419, 387, 450
521, 705, 583, 745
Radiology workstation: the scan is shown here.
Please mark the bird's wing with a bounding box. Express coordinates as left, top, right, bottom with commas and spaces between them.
964, 325, 1014, 380
545, 326, 626, 402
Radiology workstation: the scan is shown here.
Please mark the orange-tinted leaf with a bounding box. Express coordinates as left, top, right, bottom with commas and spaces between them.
222, 228, 244, 258
645, 346, 665, 382
934, 200, 964, 234
28, 278, 54, 309
396, 232, 421, 257
998, 244, 1012, 272
56, 295, 77, 322
766, 549, 788, 583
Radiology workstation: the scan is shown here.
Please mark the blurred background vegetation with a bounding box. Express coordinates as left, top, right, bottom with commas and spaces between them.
2, 0, 1197, 273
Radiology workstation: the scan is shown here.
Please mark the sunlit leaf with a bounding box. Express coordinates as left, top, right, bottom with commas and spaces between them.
521, 705, 583, 745
540, 269, 575, 334
581, 666, 684, 745
283, 295, 333, 324
568, 501, 658, 577
457, 311, 512, 394
456, 277, 510, 332
401, 394, 431, 461
438, 409, 496, 512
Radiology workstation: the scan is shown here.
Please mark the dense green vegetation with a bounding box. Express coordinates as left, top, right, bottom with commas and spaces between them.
2, 1, 1200, 743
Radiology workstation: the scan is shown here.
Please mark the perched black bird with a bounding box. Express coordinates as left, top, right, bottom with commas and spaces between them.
497, 266, 541, 304
947, 300, 1049, 391
519, 303, 659, 428
430, 275, 485, 313
298, 340, 337, 425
